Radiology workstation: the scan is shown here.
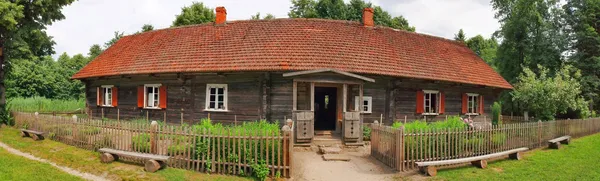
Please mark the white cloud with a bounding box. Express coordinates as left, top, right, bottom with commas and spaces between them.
47, 0, 499, 59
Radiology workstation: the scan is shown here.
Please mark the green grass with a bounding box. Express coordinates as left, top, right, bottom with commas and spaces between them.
433, 133, 600, 180
9, 97, 85, 113
0, 127, 252, 181
0, 146, 83, 181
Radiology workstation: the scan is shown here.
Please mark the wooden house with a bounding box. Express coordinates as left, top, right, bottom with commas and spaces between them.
72, 7, 512, 145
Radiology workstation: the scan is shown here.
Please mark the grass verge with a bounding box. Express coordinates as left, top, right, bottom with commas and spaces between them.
0, 127, 252, 181
0, 146, 83, 181
433, 133, 600, 180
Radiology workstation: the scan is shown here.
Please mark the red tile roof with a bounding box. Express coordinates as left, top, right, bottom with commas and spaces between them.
72, 19, 512, 89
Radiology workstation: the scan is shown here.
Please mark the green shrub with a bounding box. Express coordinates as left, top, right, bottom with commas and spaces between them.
430, 116, 467, 129
0, 103, 14, 126
492, 102, 502, 125
251, 159, 270, 181
363, 126, 371, 141
132, 133, 151, 153
492, 133, 507, 146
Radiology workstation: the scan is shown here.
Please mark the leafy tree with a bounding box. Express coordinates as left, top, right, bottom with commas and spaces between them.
141, 24, 154, 32
564, 0, 600, 111
288, 0, 415, 31
512, 65, 589, 120
172, 2, 215, 27
104, 31, 124, 49
88, 44, 103, 59
251, 13, 276, 20
263, 14, 275, 20
466, 35, 499, 68
454, 29, 467, 43
0, 0, 75, 115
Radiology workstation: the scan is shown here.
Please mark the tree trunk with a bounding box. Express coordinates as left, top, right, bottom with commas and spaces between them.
0, 38, 5, 107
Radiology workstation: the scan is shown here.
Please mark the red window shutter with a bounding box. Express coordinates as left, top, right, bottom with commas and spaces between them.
479, 95, 484, 114
96, 87, 101, 106
159, 86, 167, 109
112, 87, 118, 107
462, 93, 468, 114
137, 86, 144, 108
439, 92, 445, 114
416, 90, 424, 114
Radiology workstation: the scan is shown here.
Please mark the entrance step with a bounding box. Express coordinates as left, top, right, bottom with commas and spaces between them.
315, 130, 333, 136
319, 145, 342, 154
322, 154, 351, 161
313, 135, 342, 147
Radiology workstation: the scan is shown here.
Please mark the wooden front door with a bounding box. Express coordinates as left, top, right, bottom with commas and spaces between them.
314, 87, 337, 130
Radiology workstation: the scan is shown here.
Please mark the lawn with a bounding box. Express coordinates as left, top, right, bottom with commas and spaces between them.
0, 146, 83, 181
433, 133, 600, 180
0, 127, 252, 181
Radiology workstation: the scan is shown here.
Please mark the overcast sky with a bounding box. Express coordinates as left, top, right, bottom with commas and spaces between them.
46, 0, 499, 59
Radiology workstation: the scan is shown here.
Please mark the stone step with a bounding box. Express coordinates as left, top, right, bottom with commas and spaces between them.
319, 146, 342, 154
322, 154, 351, 161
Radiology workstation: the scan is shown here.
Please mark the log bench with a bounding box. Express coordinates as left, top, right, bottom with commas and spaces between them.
21, 129, 44, 141
416, 147, 528, 176
98, 148, 170, 172
548, 136, 571, 149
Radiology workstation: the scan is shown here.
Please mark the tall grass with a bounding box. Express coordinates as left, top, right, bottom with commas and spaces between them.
9, 97, 85, 113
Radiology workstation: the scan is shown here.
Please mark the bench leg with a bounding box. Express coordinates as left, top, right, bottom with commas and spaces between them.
550, 142, 561, 149
420, 166, 437, 176
35, 134, 44, 141
509, 152, 522, 160
21, 131, 30, 138
145, 160, 163, 173
560, 139, 570, 145
101, 153, 116, 163
471, 160, 487, 169
31, 134, 40, 141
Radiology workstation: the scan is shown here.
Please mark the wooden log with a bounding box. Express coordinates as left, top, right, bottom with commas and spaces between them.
145, 159, 162, 172
549, 142, 561, 149
420, 166, 437, 176
509, 152, 521, 160
31, 134, 39, 141
101, 153, 116, 163
471, 160, 487, 169
21, 131, 29, 137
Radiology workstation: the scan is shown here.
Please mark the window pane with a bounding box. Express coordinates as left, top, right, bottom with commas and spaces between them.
209, 102, 215, 108
217, 88, 223, 94
218, 95, 224, 103
210, 88, 216, 94
364, 100, 368, 106
218, 102, 224, 109
210, 95, 215, 101
147, 93, 153, 107
363, 106, 368, 112
431, 94, 438, 113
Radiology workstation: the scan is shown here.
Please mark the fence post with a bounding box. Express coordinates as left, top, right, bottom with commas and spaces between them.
34, 112, 39, 130
398, 126, 405, 171
538, 120, 542, 147
283, 119, 293, 178
150, 121, 158, 154
72, 114, 78, 141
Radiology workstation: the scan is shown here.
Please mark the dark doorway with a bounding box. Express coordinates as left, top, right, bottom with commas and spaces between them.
314, 87, 337, 130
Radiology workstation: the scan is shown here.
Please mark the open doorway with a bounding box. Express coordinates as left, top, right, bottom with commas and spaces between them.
314, 87, 337, 131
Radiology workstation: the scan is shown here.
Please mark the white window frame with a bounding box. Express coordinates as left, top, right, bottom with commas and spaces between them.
204, 84, 228, 112
467, 93, 480, 115
423, 90, 440, 115
144, 84, 161, 109
101, 85, 114, 107
355, 96, 372, 113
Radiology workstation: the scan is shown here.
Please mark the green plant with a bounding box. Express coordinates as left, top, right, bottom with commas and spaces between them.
251, 159, 270, 181
492, 102, 502, 125
131, 133, 151, 153
275, 171, 281, 179
431, 116, 467, 129
363, 125, 371, 141
491, 133, 507, 146
78, 127, 101, 135
9, 97, 85, 113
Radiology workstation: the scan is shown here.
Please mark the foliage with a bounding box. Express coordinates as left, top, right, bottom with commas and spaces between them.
251, 159, 270, 181
251, 12, 276, 20
288, 0, 415, 31
0, 101, 13, 126
362, 125, 371, 141
492, 102, 502, 125
172, 2, 215, 27
9, 97, 84, 113
141, 24, 154, 32
104, 31, 124, 49
131, 133, 151, 153
466, 35, 499, 69
454, 29, 466, 43
512, 65, 589, 120
392, 118, 466, 132
564, 0, 600, 113
78, 127, 101, 135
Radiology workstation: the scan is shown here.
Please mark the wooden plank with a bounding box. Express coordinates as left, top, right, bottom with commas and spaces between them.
98, 148, 169, 161
416, 147, 528, 167
548, 136, 571, 143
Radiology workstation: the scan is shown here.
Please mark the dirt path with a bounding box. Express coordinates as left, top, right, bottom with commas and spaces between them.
292, 146, 400, 181
0, 142, 108, 181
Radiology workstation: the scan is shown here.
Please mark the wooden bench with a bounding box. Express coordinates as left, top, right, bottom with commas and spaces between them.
416, 147, 528, 176
21, 129, 44, 141
548, 136, 571, 149
98, 148, 170, 172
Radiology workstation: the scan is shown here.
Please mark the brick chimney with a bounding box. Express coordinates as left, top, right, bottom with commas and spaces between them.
363, 8, 374, 27
215, 7, 227, 24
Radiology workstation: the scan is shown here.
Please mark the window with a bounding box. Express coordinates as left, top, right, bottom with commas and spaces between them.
423, 90, 440, 114
467, 93, 479, 114
144, 84, 160, 108
101, 85, 113, 106
354, 96, 372, 113
205, 84, 228, 111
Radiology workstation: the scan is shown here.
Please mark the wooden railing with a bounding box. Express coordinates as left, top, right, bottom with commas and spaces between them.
12, 112, 294, 178
370, 118, 600, 171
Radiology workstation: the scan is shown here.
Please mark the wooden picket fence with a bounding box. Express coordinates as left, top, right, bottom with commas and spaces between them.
12, 112, 294, 178
370, 118, 600, 171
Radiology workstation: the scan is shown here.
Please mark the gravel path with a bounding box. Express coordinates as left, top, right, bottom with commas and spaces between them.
0, 142, 108, 181
292, 145, 400, 181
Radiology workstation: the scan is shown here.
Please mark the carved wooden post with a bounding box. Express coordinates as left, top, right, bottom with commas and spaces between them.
72, 115, 78, 140
150, 121, 158, 154
34, 112, 39, 130
282, 119, 293, 177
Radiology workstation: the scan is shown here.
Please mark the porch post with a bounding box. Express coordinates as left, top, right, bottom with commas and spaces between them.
293, 81, 297, 111
342, 84, 347, 138
310, 82, 315, 111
